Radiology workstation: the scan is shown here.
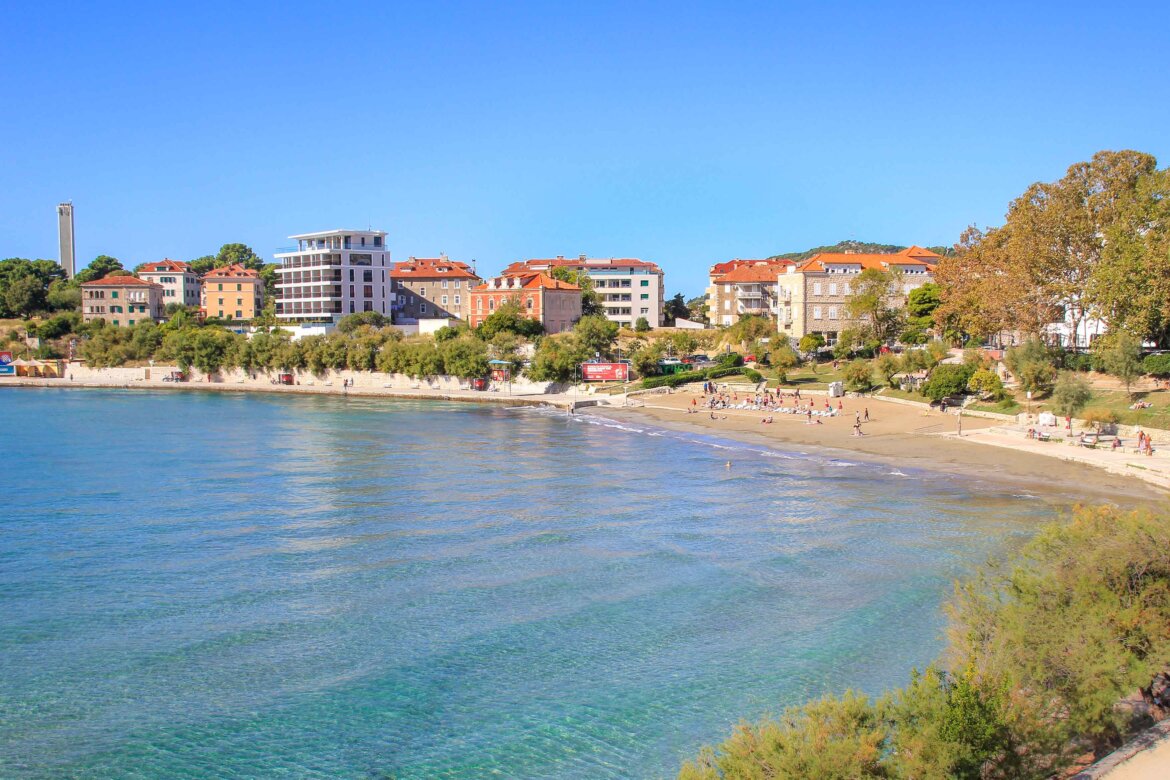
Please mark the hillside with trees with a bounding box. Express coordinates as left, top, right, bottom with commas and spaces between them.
769, 240, 952, 263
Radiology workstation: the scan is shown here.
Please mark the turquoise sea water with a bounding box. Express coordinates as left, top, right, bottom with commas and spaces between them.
1, 389, 1057, 779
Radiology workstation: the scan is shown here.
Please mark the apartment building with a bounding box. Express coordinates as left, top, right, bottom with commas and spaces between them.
138, 259, 200, 307
501, 255, 665, 328
80, 276, 164, 326
469, 273, 582, 334
201, 264, 264, 321
775, 246, 940, 342
704, 259, 793, 326
273, 229, 391, 323
390, 255, 482, 322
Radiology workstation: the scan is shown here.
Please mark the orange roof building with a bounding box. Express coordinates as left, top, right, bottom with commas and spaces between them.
469, 273, 582, 335
137, 258, 200, 308
775, 246, 939, 341
80, 275, 165, 326
705, 258, 793, 327
200, 264, 265, 322
502, 255, 665, 329
390, 255, 482, 322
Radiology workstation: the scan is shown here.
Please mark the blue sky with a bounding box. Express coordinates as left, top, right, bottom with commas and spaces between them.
2, 1, 1167, 296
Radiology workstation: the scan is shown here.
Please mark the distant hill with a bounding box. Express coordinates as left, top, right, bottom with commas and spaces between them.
768, 240, 952, 262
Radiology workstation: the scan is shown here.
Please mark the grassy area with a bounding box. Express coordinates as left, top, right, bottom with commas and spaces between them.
765, 363, 848, 389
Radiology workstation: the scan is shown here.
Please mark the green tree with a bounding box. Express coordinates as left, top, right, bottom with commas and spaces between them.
1049, 372, 1092, 419
798, 333, 825, 354
527, 333, 589, 382
920, 364, 975, 402
74, 255, 125, 283
634, 316, 650, 332
477, 298, 544, 340
671, 331, 698, 357
875, 353, 901, 385
438, 334, 490, 378
967, 368, 1005, 400
843, 359, 875, 391
338, 310, 389, 333
1094, 332, 1143, 396
664, 293, 690, 324
846, 267, 903, 343
685, 295, 710, 324
1005, 339, 1057, 395
573, 314, 619, 359
4, 275, 42, 318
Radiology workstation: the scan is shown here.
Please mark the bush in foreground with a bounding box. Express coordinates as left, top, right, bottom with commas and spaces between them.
679, 506, 1170, 779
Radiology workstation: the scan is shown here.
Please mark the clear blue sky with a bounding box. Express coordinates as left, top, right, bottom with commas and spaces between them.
2, 1, 1167, 296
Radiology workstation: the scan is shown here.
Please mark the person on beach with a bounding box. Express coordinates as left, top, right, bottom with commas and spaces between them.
864, 407, 870, 422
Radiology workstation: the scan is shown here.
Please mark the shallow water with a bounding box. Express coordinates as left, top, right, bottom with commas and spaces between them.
1, 389, 1056, 778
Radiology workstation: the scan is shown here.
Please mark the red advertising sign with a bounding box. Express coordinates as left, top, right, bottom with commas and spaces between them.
581, 362, 629, 381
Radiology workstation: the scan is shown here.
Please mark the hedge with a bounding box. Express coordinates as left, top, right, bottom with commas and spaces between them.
640, 366, 744, 389
1142, 353, 1170, 378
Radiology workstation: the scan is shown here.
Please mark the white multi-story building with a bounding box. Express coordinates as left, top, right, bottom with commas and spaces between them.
274, 229, 391, 323
138, 259, 201, 308
500, 255, 666, 328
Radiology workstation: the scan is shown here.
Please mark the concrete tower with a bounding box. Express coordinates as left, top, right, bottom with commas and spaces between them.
57, 202, 75, 278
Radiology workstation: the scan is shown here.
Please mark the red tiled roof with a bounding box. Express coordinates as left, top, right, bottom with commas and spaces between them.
503, 256, 662, 276
798, 252, 935, 272
391, 257, 479, 280
473, 273, 580, 292
709, 258, 791, 279
138, 259, 190, 273
201, 263, 261, 280
80, 275, 161, 287
719, 264, 784, 283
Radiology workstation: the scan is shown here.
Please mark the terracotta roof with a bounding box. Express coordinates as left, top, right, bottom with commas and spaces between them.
719, 264, 784, 283
503, 256, 662, 275
709, 258, 791, 279
80, 275, 162, 288
392, 257, 479, 280
138, 259, 190, 273
201, 263, 261, 280
798, 252, 935, 273
899, 245, 942, 260
473, 272, 580, 292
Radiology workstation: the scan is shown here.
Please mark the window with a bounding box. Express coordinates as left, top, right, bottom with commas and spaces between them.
218, 283, 223, 291
640, 307, 649, 314
526, 297, 533, 310
397, 294, 405, 304
640, 293, 649, 300
111, 291, 119, 299
723, 300, 730, 311
420, 287, 426, 297
218, 298, 224, 305
828, 306, 838, 319
420, 302, 427, 314
843, 282, 851, 295
235, 311, 243, 319
640, 279, 649, 286
813, 306, 822, 319
489, 299, 495, 311
363, 286, 373, 298
350, 270, 355, 282
236, 283, 242, 291
236, 298, 243, 305
363, 270, 372, 283
454, 295, 460, 306
128, 320, 134, 326
454, 280, 461, 289
813, 282, 822, 295
723, 284, 731, 293
829, 283, 837, 296
441, 280, 448, 289
441, 295, 448, 306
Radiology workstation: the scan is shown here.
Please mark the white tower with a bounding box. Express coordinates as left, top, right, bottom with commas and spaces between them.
57, 202, 75, 278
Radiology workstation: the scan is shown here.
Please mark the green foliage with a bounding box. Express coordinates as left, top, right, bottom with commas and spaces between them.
573, 314, 619, 358
337, 310, 389, 333
920, 363, 975, 402
770, 240, 908, 263
798, 333, 824, 354
437, 335, 490, 379
684, 506, 1170, 780
0, 258, 69, 317
1094, 332, 1143, 394
1081, 407, 1120, 430
906, 283, 941, 319
684, 295, 709, 324
477, 298, 544, 340
771, 343, 800, 370
630, 339, 665, 377
664, 293, 690, 324
967, 368, 1005, 400
875, 353, 901, 385
726, 315, 774, 345
742, 368, 763, 384
1049, 372, 1093, 418
527, 333, 590, 383
74, 255, 125, 284
640, 366, 741, 390
35, 311, 82, 340
716, 352, 744, 367
634, 316, 650, 332
1141, 353, 1170, 377
1005, 339, 1057, 395
841, 359, 874, 392
846, 268, 904, 343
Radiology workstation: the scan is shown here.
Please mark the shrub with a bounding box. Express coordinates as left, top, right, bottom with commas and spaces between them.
920, 363, 975, 402
1081, 408, 1120, 430
798, 333, 824, 354
634, 316, 650, 332
1050, 373, 1093, 419
1142, 353, 1170, 378
742, 368, 763, 384
716, 352, 744, 368
967, 368, 1005, 400
843, 359, 874, 391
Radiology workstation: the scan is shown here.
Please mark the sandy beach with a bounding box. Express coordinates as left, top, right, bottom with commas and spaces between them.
598, 387, 1169, 504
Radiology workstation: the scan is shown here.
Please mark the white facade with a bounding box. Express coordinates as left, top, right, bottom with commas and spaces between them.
508, 256, 666, 328
138, 264, 200, 307
274, 229, 391, 323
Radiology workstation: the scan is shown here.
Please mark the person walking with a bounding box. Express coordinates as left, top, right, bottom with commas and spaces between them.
864, 407, 870, 422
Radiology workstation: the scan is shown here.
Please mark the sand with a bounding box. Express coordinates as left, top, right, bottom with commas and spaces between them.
596, 388, 1168, 505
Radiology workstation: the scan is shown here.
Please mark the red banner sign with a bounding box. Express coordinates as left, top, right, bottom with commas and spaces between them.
581, 362, 629, 381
